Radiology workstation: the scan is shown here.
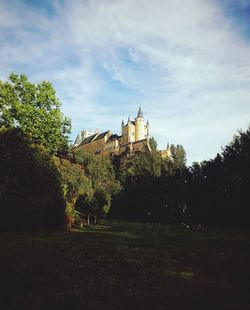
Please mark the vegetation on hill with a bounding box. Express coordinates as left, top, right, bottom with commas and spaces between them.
74, 150, 121, 216
109, 128, 250, 228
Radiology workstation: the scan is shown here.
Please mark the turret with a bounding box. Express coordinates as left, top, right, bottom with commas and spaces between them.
74, 132, 81, 146
121, 120, 124, 143
121, 119, 124, 133
127, 116, 131, 143
135, 106, 145, 141
137, 106, 143, 118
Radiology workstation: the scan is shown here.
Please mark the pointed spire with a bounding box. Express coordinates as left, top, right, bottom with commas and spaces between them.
121, 119, 124, 125
74, 132, 81, 146
128, 116, 131, 123
147, 120, 149, 126
137, 106, 143, 118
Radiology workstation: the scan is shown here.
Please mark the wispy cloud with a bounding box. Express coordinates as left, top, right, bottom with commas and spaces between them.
1, 0, 250, 163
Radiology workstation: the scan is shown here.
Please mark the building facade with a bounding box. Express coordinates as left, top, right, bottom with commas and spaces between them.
73, 107, 150, 156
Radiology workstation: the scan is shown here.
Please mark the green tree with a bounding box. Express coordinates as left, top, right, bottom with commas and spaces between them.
161, 144, 187, 176
54, 158, 93, 216
148, 137, 162, 179
119, 137, 162, 184
170, 144, 187, 169
75, 151, 121, 216
110, 138, 163, 221
0, 73, 71, 155
0, 128, 66, 231
185, 127, 250, 227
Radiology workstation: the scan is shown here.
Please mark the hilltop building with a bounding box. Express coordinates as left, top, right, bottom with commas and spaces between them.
73, 107, 150, 156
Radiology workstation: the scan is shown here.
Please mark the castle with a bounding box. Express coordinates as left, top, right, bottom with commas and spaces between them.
73, 107, 151, 156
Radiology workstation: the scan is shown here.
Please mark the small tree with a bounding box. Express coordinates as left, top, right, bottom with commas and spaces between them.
75, 151, 121, 216
54, 158, 93, 217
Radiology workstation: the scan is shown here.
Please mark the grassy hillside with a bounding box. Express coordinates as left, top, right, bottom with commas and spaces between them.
1, 220, 250, 309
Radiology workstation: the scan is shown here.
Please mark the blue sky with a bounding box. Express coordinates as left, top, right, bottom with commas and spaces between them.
1, 0, 250, 164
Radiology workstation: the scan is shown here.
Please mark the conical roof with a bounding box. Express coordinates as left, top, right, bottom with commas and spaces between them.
137, 106, 144, 118
74, 132, 81, 146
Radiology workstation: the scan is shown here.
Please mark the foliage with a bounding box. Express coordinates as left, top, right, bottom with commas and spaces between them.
185, 127, 250, 226
75, 151, 121, 216
0, 128, 66, 231
170, 144, 187, 169
0, 73, 71, 155
110, 138, 188, 223
117, 138, 161, 185
54, 158, 93, 216
111, 126, 250, 227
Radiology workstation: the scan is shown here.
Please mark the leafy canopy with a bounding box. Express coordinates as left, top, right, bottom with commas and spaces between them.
0, 73, 71, 155
54, 157, 93, 215
75, 151, 121, 215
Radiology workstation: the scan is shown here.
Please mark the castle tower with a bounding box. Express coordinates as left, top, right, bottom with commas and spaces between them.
135, 106, 145, 141
121, 120, 124, 135
127, 116, 134, 143
127, 117, 131, 143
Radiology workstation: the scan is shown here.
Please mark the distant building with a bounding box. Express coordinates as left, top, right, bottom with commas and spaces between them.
159, 144, 172, 159
73, 107, 169, 157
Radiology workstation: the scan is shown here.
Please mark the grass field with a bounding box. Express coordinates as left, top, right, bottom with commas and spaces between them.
0, 220, 250, 309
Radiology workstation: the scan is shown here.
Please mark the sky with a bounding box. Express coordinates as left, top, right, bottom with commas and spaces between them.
1, 0, 250, 164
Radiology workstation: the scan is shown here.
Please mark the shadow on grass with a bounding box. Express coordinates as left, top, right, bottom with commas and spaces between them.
0, 220, 250, 309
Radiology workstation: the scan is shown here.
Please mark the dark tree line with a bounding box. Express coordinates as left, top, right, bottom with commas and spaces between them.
186, 128, 250, 227
109, 138, 188, 223
110, 128, 250, 228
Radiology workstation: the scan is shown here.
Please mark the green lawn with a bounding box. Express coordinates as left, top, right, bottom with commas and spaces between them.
1, 220, 250, 309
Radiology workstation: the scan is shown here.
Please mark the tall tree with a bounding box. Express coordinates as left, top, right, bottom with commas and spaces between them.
148, 137, 162, 179
0, 128, 66, 231
170, 144, 187, 169
0, 73, 71, 155
75, 151, 121, 216
185, 127, 250, 226
54, 157, 93, 216
110, 138, 164, 221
